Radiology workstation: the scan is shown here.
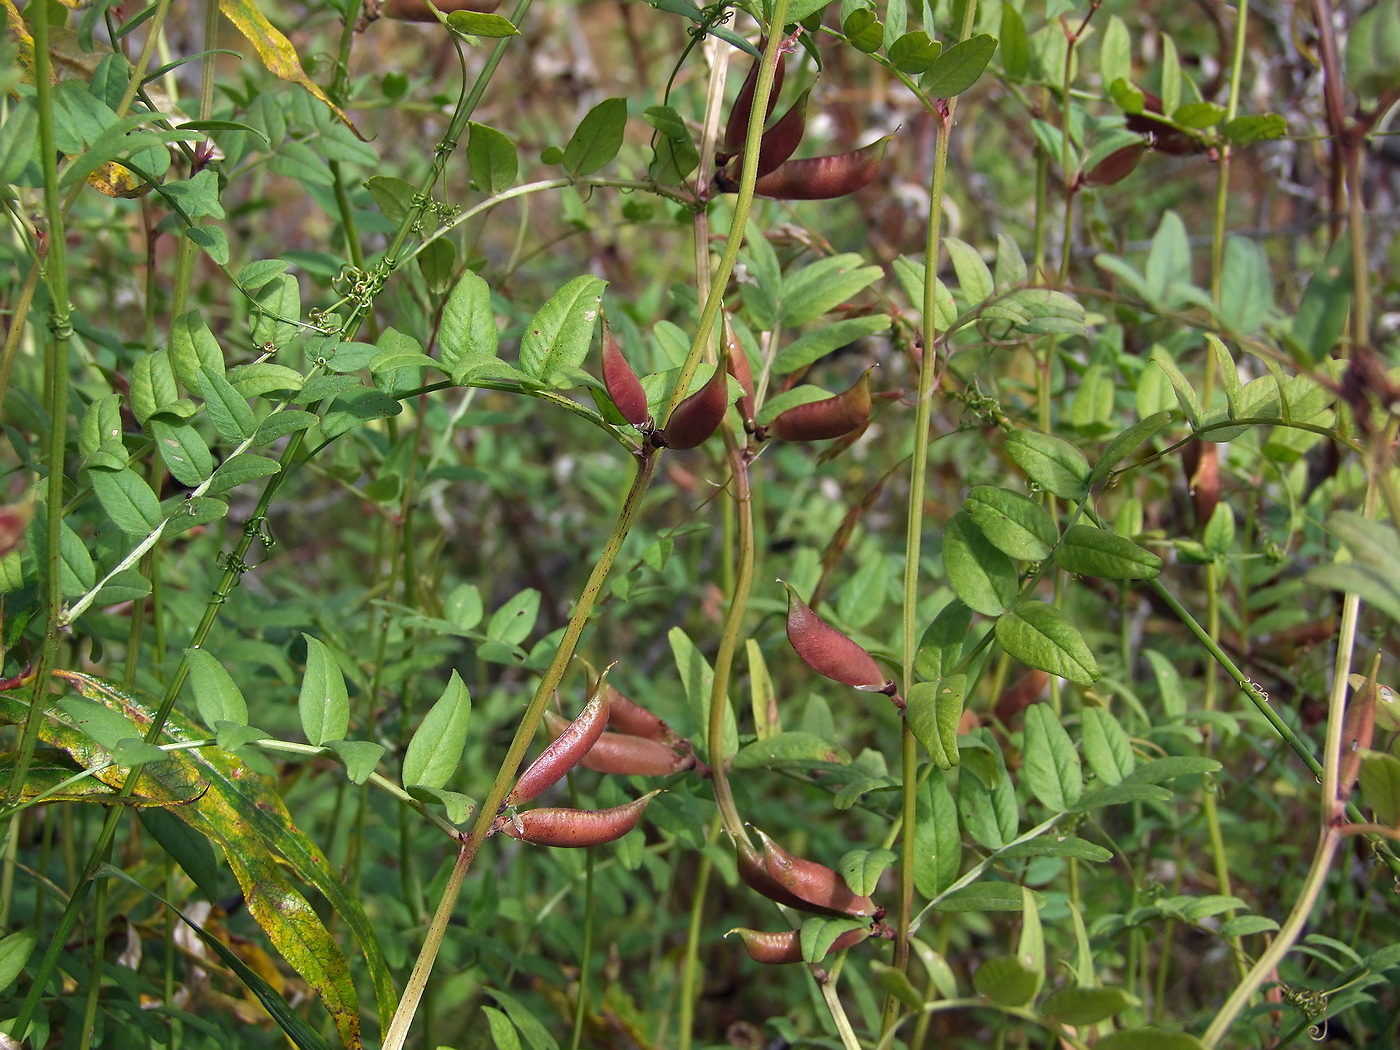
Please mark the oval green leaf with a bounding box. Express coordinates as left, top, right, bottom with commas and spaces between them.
964, 486, 1058, 561
299, 634, 350, 747
1054, 524, 1162, 579
402, 671, 472, 791
994, 601, 1100, 686
943, 511, 1018, 616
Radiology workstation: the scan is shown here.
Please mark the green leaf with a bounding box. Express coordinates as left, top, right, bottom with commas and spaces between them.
869, 959, 926, 1009
1044, 985, 1137, 1025
228, 361, 303, 399
1143, 210, 1192, 306
1202, 501, 1235, 556
1148, 346, 1203, 428
253, 409, 318, 446
644, 104, 699, 184
1359, 749, 1400, 826
186, 225, 230, 264
994, 231, 1028, 291
207, 454, 281, 495
1017, 885, 1045, 998
1125, 755, 1221, 784
915, 600, 973, 681
195, 365, 257, 442
973, 955, 1040, 1007
1080, 707, 1135, 785
405, 785, 476, 822
906, 676, 964, 769
1291, 234, 1352, 364
88, 467, 162, 537
842, 9, 884, 52
1091, 411, 1174, 484
1022, 702, 1082, 810
800, 915, 867, 964
998, 836, 1112, 862
781, 254, 884, 326
150, 420, 215, 485
484, 1006, 522, 1050
130, 350, 183, 426
485, 987, 560, 1050
487, 589, 540, 645
964, 486, 1058, 561
1217, 236, 1274, 335
1221, 113, 1286, 146
889, 31, 942, 74
186, 648, 249, 727
943, 236, 994, 307
562, 97, 627, 176
838, 848, 897, 896
249, 273, 301, 349
445, 10, 519, 36
914, 775, 961, 896
1005, 430, 1090, 499
519, 275, 607, 380
1000, 4, 1029, 79
943, 511, 1018, 616
959, 749, 1017, 848
995, 602, 1100, 686
467, 122, 518, 193
0, 100, 38, 184
1094, 1029, 1205, 1050
771, 315, 890, 374
365, 174, 415, 227
401, 672, 472, 791
732, 730, 850, 768
670, 627, 737, 764
1072, 781, 1173, 810
1099, 16, 1131, 88
299, 635, 350, 747
1220, 915, 1280, 938
1055, 524, 1162, 579
921, 34, 998, 98
836, 551, 887, 630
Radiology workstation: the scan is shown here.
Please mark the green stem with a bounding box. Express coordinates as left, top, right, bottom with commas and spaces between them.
677, 815, 718, 1050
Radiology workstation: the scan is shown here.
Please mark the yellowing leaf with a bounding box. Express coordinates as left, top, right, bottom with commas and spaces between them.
219, 0, 363, 138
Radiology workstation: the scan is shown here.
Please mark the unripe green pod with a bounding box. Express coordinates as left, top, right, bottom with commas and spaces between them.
601, 321, 652, 430
770, 367, 873, 442
753, 136, 891, 200
721, 42, 786, 160
543, 711, 693, 776
507, 690, 610, 806
728, 925, 871, 964
655, 347, 734, 450
756, 828, 879, 917
504, 791, 659, 847
783, 582, 888, 691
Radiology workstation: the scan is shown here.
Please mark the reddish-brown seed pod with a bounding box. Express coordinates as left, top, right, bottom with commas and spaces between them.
655, 349, 734, 450
1340, 678, 1378, 800
507, 691, 611, 806
602, 683, 677, 743
601, 321, 652, 430
543, 711, 693, 776
770, 367, 874, 442
1124, 93, 1201, 155
756, 829, 878, 917
783, 582, 888, 691
378, 0, 501, 21
503, 791, 660, 847
737, 840, 813, 912
724, 316, 756, 430
755, 89, 811, 177
1080, 143, 1146, 188
721, 43, 786, 160
752, 136, 890, 200
1183, 440, 1220, 528
728, 926, 871, 964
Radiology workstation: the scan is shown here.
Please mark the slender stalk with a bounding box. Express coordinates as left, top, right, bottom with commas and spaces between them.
886, 1, 978, 1036
676, 816, 719, 1050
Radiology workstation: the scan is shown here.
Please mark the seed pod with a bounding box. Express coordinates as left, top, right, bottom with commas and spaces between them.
728, 926, 871, 964
602, 683, 677, 743
504, 791, 660, 847
770, 367, 874, 442
755, 89, 811, 177
544, 711, 693, 776
507, 690, 611, 806
655, 347, 734, 450
1080, 142, 1145, 188
723, 316, 756, 430
601, 321, 652, 430
755, 829, 878, 917
783, 582, 888, 691
1184, 440, 1220, 528
379, 0, 501, 20
737, 840, 813, 911
752, 136, 890, 200
1125, 93, 1200, 155
1341, 669, 1380, 800
721, 43, 786, 160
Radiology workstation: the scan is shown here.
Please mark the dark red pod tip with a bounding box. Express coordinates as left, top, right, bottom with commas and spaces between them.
770, 366, 874, 442
783, 581, 889, 691
601, 320, 652, 431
